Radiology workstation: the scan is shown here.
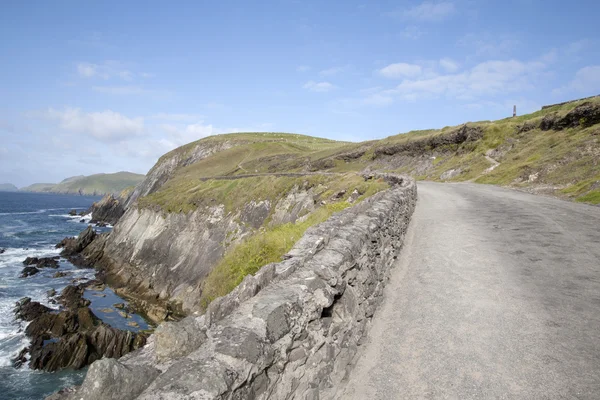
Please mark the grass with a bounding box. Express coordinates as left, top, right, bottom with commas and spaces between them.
199, 202, 350, 309
21, 172, 145, 195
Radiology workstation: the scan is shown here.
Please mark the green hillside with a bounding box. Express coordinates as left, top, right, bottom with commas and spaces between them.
22, 172, 145, 196
137, 96, 600, 208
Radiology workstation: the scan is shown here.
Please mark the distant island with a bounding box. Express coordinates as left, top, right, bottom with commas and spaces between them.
0, 183, 18, 192
20, 172, 145, 196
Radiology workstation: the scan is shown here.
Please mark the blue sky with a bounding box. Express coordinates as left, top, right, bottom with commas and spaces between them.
1, 0, 599, 186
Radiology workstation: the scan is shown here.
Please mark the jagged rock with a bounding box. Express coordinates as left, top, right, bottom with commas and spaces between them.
68, 209, 77, 216
440, 168, 462, 181
154, 316, 207, 361
57, 226, 98, 267
14, 298, 52, 321
113, 303, 125, 309
53, 271, 70, 278
0, 248, 5, 254
21, 266, 40, 277
23, 257, 59, 268
16, 284, 147, 373
47, 288, 56, 297
87, 194, 126, 225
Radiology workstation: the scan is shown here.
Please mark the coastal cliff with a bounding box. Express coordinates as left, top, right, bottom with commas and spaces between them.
49, 174, 416, 400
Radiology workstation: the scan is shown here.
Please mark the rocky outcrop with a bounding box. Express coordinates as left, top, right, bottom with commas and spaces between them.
87, 194, 126, 225
56, 226, 97, 267
374, 124, 484, 157
14, 282, 147, 372
540, 102, 600, 131
51, 175, 416, 400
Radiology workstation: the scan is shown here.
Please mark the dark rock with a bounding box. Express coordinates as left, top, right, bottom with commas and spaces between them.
53, 271, 70, 278
79, 211, 86, 216
540, 102, 600, 131
80, 219, 85, 223
57, 226, 98, 268
95, 222, 108, 227
21, 266, 40, 277
47, 288, 56, 297
15, 284, 147, 373
87, 194, 125, 226
113, 303, 125, 309
58, 285, 90, 309
14, 298, 52, 321
0, 248, 5, 254
23, 257, 59, 268
68, 209, 77, 216
13, 347, 29, 369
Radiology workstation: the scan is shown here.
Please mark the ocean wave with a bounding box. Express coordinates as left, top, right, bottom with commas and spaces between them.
0, 247, 61, 269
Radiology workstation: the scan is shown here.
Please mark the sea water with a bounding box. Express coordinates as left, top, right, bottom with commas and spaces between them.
0, 191, 149, 400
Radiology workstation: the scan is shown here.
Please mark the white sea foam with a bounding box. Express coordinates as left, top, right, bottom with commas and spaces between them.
0, 247, 60, 269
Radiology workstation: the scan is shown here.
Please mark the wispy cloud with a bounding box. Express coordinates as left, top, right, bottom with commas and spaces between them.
76, 61, 141, 81
303, 81, 336, 92
389, 1, 455, 22
150, 113, 204, 122
30, 108, 144, 142
92, 85, 146, 95
378, 63, 422, 79
296, 65, 311, 72
400, 26, 423, 40
553, 65, 600, 95
319, 66, 345, 76
439, 58, 459, 72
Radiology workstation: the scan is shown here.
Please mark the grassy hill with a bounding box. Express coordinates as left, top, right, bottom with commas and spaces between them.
21, 172, 145, 196
136, 96, 600, 208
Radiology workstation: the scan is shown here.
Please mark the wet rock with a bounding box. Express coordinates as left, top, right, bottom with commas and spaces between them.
118, 311, 129, 318
58, 285, 90, 309
21, 266, 40, 277
100, 308, 114, 313
52, 271, 70, 278
80, 219, 85, 223
127, 321, 139, 328
57, 226, 98, 268
14, 298, 52, 321
23, 257, 59, 268
0, 248, 5, 254
114, 303, 125, 309
15, 285, 147, 373
68, 209, 77, 216
47, 288, 56, 297
13, 347, 29, 368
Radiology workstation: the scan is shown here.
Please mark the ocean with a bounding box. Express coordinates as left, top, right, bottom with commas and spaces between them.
0, 191, 149, 400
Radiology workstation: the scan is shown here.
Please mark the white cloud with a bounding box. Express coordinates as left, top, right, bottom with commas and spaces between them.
363, 93, 394, 106
439, 58, 459, 72
391, 59, 546, 100
378, 63, 422, 79
76, 61, 137, 81
402, 1, 455, 22
296, 65, 311, 72
303, 81, 336, 92
41, 108, 144, 142
92, 86, 146, 95
555, 66, 600, 94
457, 33, 520, 58
400, 26, 423, 40
320, 66, 344, 76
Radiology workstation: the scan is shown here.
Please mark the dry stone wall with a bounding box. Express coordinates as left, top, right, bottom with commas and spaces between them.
50, 174, 417, 400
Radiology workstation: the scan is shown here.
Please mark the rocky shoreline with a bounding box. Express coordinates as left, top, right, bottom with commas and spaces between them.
13, 205, 150, 373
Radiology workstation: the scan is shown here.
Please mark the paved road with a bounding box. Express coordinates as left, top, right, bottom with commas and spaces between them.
342, 182, 600, 399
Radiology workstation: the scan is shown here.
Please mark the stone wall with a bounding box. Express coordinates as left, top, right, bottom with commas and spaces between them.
50, 175, 417, 400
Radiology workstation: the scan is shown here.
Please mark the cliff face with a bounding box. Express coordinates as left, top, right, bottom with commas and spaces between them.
95, 176, 373, 322
51, 175, 417, 400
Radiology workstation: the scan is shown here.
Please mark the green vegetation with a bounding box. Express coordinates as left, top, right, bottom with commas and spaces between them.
21, 172, 145, 196
199, 202, 349, 309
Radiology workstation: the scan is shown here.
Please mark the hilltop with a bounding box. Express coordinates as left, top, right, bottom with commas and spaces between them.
21, 171, 145, 196
135, 96, 600, 208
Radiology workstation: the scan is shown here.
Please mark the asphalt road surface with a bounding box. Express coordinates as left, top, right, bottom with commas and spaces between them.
342, 182, 600, 399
